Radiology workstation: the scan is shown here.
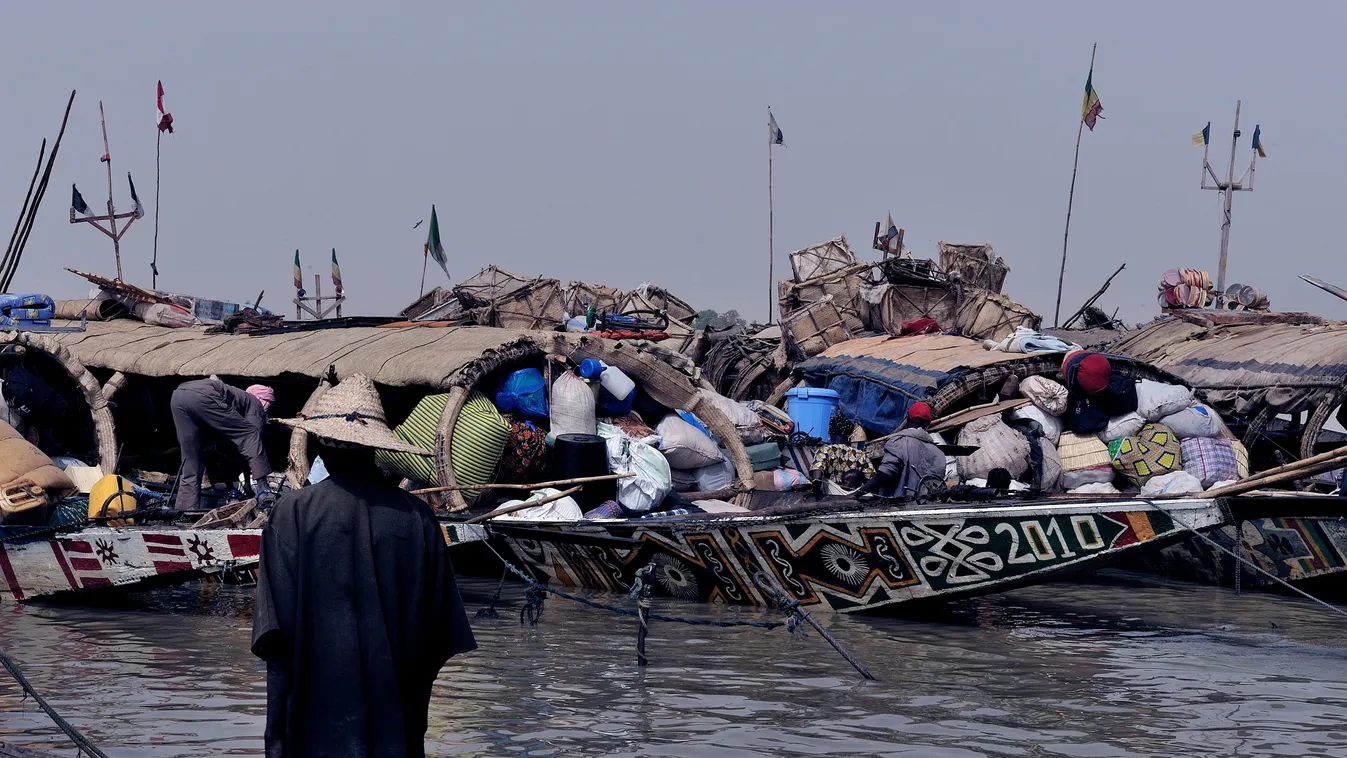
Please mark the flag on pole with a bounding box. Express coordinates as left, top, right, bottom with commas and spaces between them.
1192, 122, 1211, 147
1252, 125, 1266, 157
768, 110, 784, 145
157, 80, 174, 134
877, 212, 899, 251
293, 250, 305, 296
425, 205, 449, 277
331, 249, 343, 295
71, 185, 91, 217
1081, 70, 1103, 131
127, 173, 144, 219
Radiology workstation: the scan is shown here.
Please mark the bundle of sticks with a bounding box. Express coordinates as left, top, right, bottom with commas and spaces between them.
1, 91, 76, 293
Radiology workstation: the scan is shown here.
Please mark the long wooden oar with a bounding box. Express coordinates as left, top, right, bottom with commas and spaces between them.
1206, 449, 1347, 499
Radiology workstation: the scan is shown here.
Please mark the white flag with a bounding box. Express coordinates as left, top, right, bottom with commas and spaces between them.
768, 110, 784, 145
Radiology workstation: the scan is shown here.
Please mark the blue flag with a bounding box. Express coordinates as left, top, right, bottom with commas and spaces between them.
71, 184, 91, 216
768, 110, 784, 145
1252, 125, 1266, 158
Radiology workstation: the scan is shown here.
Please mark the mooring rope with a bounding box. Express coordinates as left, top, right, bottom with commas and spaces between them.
1144, 500, 1347, 622
483, 543, 784, 629
480, 543, 877, 680
0, 649, 109, 758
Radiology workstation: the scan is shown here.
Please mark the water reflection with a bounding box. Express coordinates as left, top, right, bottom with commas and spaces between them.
1, 572, 1345, 756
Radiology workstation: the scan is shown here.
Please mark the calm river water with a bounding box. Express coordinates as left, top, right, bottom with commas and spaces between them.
1, 573, 1345, 757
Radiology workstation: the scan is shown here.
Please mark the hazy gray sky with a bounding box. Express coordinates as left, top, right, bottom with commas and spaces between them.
2, 1, 1343, 324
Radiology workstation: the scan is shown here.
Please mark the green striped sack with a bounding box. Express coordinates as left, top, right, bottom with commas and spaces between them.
375, 392, 510, 500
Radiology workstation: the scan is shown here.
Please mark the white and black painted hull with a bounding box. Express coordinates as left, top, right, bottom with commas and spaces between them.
492, 497, 1227, 614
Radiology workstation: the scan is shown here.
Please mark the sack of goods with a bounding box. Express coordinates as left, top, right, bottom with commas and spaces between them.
1159, 404, 1225, 439
1181, 437, 1240, 487
1098, 412, 1145, 444
657, 413, 722, 469
598, 424, 671, 513
495, 368, 550, 420
0, 420, 77, 524
1142, 470, 1204, 495
1018, 375, 1069, 416
1135, 380, 1194, 422
1109, 423, 1183, 486
1057, 432, 1115, 489
1009, 405, 1062, 444
958, 416, 1030, 480
550, 371, 597, 438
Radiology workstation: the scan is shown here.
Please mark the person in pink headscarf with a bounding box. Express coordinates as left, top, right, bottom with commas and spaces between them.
169, 378, 275, 511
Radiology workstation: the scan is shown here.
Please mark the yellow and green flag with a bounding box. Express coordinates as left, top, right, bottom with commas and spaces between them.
1082, 69, 1102, 131
293, 250, 304, 295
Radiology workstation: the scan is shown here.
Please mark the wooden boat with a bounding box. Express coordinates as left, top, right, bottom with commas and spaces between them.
485, 494, 1227, 614
0, 520, 485, 601
1112, 312, 1347, 593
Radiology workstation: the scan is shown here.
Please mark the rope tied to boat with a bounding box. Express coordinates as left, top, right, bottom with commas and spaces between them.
473, 567, 508, 620
478, 542, 876, 679
0, 649, 109, 758
520, 585, 547, 626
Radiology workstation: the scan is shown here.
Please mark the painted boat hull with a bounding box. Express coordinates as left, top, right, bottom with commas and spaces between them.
494, 498, 1227, 614
0, 529, 262, 601
0, 522, 489, 602
1131, 515, 1347, 596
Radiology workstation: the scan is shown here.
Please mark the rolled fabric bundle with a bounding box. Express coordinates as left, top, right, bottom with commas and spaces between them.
52, 298, 127, 321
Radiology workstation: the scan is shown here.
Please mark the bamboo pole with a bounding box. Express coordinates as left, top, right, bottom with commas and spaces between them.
767, 109, 775, 325
152, 129, 162, 288
413, 472, 633, 496
99, 101, 123, 281
463, 485, 583, 524
1204, 444, 1347, 496
1054, 43, 1096, 328
3, 91, 75, 292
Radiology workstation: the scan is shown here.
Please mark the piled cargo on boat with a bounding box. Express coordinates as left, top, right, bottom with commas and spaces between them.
769, 332, 1246, 498
775, 235, 1040, 360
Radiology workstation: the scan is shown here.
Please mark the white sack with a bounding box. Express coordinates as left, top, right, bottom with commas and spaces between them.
1135, 380, 1193, 422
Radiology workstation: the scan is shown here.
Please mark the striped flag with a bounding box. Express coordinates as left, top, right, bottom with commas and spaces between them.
1082, 70, 1102, 131
331, 249, 343, 295
157, 80, 174, 134
1252, 125, 1266, 157
293, 250, 305, 296
1192, 122, 1210, 147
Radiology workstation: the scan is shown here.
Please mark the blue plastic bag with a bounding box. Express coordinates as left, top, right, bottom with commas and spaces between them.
496, 368, 549, 419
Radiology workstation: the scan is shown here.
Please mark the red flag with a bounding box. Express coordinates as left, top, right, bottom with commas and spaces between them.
157, 80, 174, 134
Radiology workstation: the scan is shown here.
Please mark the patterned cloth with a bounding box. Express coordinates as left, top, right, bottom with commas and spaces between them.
1110, 423, 1182, 485
500, 416, 548, 482
1181, 437, 1238, 487
810, 444, 875, 482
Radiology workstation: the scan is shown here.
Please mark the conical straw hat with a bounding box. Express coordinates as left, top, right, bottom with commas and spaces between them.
274, 373, 429, 456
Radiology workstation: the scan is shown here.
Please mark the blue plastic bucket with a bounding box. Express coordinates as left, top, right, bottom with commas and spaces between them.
784, 387, 841, 440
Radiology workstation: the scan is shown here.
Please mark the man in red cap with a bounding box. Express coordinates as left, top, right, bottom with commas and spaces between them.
1061, 351, 1138, 434
856, 401, 947, 499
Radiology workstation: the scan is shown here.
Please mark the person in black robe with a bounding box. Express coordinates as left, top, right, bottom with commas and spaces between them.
251, 374, 476, 757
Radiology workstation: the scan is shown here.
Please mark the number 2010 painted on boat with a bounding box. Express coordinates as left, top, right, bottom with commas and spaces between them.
998, 515, 1105, 565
